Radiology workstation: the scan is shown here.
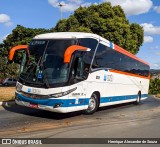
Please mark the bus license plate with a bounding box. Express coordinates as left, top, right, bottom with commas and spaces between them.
29, 103, 38, 108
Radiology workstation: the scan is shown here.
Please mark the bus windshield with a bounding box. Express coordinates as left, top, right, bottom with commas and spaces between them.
19, 39, 77, 87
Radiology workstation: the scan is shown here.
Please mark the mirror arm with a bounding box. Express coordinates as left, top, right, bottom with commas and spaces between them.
8, 45, 29, 61
64, 45, 90, 63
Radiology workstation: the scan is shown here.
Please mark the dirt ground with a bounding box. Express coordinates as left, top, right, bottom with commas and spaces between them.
156, 94, 160, 98
0, 87, 15, 101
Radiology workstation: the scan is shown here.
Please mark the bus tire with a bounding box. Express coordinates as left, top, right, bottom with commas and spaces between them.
135, 92, 141, 105
83, 93, 99, 115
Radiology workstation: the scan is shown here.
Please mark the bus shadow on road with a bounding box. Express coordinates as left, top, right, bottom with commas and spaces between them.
2, 102, 83, 120
1, 100, 142, 120
97, 102, 139, 112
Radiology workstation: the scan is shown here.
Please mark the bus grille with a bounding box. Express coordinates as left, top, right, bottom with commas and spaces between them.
20, 91, 49, 99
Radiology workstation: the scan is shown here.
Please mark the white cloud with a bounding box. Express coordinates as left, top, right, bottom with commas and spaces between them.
154, 6, 160, 13
0, 13, 13, 27
5, 22, 13, 27
48, 0, 91, 12
101, 0, 153, 16
144, 36, 153, 43
141, 23, 160, 35
149, 46, 160, 50
156, 52, 160, 56
153, 63, 160, 68
48, 0, 153, 16
0, 34, 9, 43
155, 46, 160, 49
0, 14, 10, 23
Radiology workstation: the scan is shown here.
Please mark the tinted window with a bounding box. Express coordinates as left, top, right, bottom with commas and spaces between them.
20, 39, 77, 87
93, 43, 150, 77
78, 38, 98, 51
78, 38, 98, 69
92, 43, 114, 68
43, 39, 76, 84
46, 39, 76, 57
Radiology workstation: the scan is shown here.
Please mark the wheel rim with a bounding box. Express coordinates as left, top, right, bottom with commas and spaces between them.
87, 97, 96, 112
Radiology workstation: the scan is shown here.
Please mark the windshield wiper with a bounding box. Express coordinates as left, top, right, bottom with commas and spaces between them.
39, 61, 50, 88
23, 56, 42, 84
39, 41, 50, 88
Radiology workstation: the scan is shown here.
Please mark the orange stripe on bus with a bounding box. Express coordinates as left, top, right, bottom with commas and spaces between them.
110, 69, 150, 79
114, 44, 149, 66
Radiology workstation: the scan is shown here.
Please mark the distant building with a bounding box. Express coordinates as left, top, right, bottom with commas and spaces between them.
151, 74, 160, 80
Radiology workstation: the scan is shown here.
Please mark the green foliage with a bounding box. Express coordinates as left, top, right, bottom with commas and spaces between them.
0, 25, 50, 79
51, 19, 68, 32
149, 78, 160, 95
1, 25, 50, 56
0, 56, 19, 79
54, 2, 144, 54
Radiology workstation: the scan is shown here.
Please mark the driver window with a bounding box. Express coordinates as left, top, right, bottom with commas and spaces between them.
75, 57, 84, 78
71, 52, 89, 83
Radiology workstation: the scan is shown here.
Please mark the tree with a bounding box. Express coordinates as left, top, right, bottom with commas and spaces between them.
149, 78, 160, 95
53, 2, 144, 54
0, 25, 50, 79
1, 25, 50, 56
0, 56, 19, 79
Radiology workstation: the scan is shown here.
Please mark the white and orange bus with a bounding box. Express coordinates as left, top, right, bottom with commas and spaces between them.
9, 32, 150, 114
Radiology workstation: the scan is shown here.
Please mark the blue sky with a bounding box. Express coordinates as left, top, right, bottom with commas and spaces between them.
0, 0, 160, 69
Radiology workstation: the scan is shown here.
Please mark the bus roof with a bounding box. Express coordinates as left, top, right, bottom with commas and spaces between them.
34, 32, 100, 40
34, 32, 149, 66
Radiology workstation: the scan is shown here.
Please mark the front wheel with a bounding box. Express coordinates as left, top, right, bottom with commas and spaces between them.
83, 93, 99, 115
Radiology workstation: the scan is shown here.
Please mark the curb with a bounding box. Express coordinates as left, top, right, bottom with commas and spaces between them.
0, 100, 15, 106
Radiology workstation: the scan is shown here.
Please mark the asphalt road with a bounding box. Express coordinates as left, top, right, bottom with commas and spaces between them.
0, 95, 160, 145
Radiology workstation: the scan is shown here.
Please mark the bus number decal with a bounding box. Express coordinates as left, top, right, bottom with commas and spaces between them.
104, 75, 113, 82
32, 88, 41, 94
107, 75, 113, 82
28, 88, 41, 94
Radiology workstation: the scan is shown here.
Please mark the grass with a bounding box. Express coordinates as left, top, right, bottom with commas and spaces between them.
156, 94, 160, 98
0, 87, 16, 101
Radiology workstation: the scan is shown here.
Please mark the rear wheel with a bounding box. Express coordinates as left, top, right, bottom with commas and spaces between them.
84, 93, 99, 115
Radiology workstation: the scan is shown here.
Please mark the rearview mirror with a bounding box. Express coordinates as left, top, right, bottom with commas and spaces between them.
8, 45, 29, 62
64, 45, 90, 63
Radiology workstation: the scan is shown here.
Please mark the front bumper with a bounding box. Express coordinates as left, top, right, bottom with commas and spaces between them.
15, 92, 89, 113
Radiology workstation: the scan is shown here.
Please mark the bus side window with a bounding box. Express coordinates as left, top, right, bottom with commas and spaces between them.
76, 57, 84, 78
70, 52, 89, 83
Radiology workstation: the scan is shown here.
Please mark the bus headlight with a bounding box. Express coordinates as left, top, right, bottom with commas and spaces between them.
16, 83, 23, 92
50, 87, 77, 98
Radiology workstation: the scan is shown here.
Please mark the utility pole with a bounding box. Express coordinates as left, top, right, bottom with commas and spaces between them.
58, 2, 65, 20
